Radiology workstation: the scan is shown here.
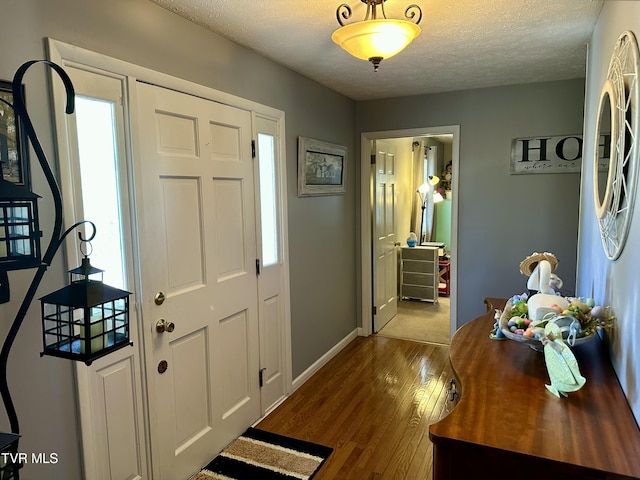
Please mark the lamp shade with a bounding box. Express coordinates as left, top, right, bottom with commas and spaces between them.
331, 19, 421, 62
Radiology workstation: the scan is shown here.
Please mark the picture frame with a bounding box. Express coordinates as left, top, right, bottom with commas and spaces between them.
0, 80, 30, 188
297, 136, 347, 196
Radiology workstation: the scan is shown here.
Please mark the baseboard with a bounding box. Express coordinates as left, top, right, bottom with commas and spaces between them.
253, 394, 289, 427
292, 328, 358, 392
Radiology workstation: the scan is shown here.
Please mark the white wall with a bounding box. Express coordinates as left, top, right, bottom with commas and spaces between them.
385, 138, 415, 244
578, 0, 640, 424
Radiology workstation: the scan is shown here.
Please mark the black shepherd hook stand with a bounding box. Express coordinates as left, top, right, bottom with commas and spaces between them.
0, 60, 85, 478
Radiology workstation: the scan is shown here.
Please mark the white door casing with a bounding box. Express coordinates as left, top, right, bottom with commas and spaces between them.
48, 39, 293, 480
136, 83, 261, 480
373, 140, 398, 332
360, 127, 460, 339
52, 65, 148, 480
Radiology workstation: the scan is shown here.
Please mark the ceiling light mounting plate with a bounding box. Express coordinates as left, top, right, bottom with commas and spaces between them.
337, 0, 422, 26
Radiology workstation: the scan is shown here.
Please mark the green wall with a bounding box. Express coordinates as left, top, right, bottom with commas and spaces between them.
435, 200, 452, 250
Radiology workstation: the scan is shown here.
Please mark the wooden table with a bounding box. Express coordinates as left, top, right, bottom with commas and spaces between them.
429, 298, 640, 480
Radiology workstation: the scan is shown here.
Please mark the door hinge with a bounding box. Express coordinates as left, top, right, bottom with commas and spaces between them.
371, 154, 376, 165
251, 140, 256, 158
256, 258, 261, 276
259, 368, 266, 387
373, 305, 377, 315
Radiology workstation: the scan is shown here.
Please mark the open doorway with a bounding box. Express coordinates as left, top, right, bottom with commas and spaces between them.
359, 126, 459, 343
379, 135, 453, 344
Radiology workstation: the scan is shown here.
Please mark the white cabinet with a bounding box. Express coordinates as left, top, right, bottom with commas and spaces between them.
400, 246, 439, 303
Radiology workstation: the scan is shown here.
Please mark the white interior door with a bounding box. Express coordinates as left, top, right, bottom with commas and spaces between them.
373, 140, 398, 332
136, 82, 261, 480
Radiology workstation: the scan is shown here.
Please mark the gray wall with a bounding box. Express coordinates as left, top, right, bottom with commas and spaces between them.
356, 79, 586, 326
577, 0, 640, 423
0, 0, 616, 477
1, 0, 356, 478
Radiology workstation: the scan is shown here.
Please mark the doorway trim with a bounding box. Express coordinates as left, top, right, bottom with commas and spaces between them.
360, 126, 460, 337
47, 38, 293, 480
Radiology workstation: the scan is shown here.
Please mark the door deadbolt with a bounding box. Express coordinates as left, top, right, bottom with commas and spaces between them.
156, 319, 175, 333
158, 360, 168, 374
154, 291, 166, 305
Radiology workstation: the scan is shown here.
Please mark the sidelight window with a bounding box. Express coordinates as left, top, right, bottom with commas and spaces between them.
257, 132, 278, 267
74, 96, 127, 290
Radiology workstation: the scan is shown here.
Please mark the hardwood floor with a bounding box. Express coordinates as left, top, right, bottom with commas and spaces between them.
256, 335, 453, 480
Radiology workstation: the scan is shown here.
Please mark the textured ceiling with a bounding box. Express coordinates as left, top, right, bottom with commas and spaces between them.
149, 0, 604, 101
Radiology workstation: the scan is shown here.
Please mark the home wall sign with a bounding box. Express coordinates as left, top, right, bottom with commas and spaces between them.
510, 134, 610, 174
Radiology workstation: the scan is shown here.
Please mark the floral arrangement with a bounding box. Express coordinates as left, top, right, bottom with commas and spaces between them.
560, 297, 615, 336
503, 293, 615, 341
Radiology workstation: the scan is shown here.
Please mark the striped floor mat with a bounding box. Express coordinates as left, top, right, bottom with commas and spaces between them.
192, 428, 333, 480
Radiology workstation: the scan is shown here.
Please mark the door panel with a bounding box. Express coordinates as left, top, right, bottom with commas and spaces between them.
214, 178, 246, 277
93, 357, 142, 479
170, 329, 211, 452
136, 82, 260, 480
156, 111, 198, 156
162, 177, 205, 290
210, 123, 242, 160
261, 295, 283, 388
219, 310, 251, 418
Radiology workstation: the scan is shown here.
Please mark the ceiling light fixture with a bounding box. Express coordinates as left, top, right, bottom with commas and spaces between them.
331, 0, 422, 72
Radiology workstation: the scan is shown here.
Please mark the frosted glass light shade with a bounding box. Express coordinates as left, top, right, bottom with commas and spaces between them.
331, 19, 421, 62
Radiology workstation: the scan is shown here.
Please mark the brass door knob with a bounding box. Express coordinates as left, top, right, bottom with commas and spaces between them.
156, 319, 175, 333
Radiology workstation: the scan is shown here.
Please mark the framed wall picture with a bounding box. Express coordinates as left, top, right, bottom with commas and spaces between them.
0, 80, 30, 187
298, 136, 347, 196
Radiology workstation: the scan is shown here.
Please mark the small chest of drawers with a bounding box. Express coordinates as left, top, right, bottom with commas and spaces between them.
400, 246, 439, 303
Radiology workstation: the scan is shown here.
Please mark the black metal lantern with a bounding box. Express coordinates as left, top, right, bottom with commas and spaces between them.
0, 178, 41, 270
40, 256, 131, 365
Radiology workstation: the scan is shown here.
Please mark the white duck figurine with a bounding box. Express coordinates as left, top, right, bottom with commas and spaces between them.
519, 252, 569, 320
527, 257, 556, 295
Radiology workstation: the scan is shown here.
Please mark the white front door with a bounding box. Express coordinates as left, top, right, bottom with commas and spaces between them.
136, 83, 261, 480
373, 140, 398, 332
